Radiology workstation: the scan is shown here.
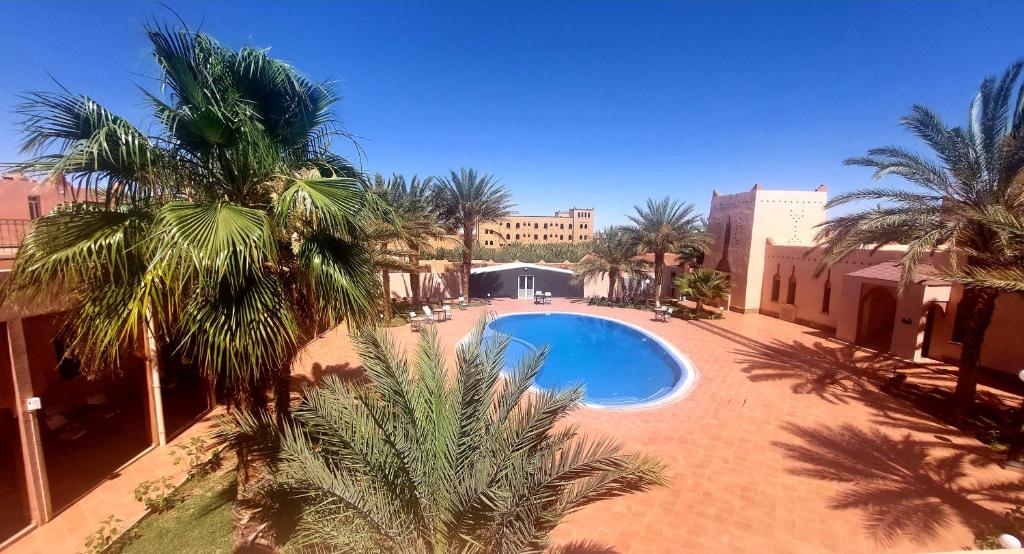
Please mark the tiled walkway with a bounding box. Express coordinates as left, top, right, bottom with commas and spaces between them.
295, 298, 1023, 554
10, 298, 1022, 553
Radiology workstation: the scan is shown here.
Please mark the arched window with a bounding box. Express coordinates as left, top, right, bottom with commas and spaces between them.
560, 223, 564, 229
506, 222, 511, 229
821, 271, 832, 313
770, 264, 781, 302
515, 222, 520, 229
534, 234, 538, 239
543, 234, 547, 240
786, 267, 797, 305
506, 234, 510, 239
534, 223, 538, 229
515, 234, 520, 240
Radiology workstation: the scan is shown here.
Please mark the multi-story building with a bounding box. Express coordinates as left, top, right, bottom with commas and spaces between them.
0, 174, 71, 267
477, 207, 595, 246
702, 184, 1024, 373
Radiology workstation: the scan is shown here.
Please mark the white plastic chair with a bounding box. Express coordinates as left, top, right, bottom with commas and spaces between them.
443, 305, 453, 321
544, 291, 552, 304
422, 306, 437, 324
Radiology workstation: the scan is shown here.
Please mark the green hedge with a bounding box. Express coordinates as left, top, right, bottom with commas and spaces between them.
426, 241, 593, 263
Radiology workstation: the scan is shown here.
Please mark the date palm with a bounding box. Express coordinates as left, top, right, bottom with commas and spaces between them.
816, 60, 1024, 411
221, 323, 667, 553
368, 174, 447, 310
432, 168, 514, 297
2, 25, 385, 542
572, 226, 645, 301
626, 198, 709, 306
674, 268, 730, 312
947, 203, 1024, 293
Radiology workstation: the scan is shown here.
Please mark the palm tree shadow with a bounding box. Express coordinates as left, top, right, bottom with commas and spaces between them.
691, 321, 1017, 449
548, 540, 622, 553
775, 422, 1024, 545
290, 362, 366, 391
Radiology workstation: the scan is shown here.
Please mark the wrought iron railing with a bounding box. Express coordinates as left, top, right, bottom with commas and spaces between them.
0, 218, 30, 249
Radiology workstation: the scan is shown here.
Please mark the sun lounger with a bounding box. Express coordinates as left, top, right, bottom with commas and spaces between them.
422, 306, 438, 324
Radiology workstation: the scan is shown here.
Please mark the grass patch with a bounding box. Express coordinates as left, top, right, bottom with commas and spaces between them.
112, 468, 235, 554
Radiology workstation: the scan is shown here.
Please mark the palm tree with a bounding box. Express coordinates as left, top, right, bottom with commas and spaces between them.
626, 197, 709, 306
221, 323, 667, 553
947, 204, 1024, 293
674, 268, 730, 312
572, 226, 645, 301
816, 60, 1024, 411
3, 25, 385, 539
432, 168, 514, 297
368, 174, 447, 308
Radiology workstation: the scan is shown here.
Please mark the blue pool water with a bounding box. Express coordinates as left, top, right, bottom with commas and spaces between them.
483, 313, 690, 407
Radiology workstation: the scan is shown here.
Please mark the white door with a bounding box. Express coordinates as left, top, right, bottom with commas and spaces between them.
517, 275, 535, 299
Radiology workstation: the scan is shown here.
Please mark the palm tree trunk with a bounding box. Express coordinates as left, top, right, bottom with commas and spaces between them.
461, 224, 474, 299
273, 360, 291, 426
409, 252, 422, 306
607, 269, 617, 301
382, 268, 393, 319
653, 251, 665, 307
953, 286, 999, 412
235, 385, 270, 549
695, 300, 703, 312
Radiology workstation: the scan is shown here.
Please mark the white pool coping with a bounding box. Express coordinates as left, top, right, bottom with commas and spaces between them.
457, 310, 699, 411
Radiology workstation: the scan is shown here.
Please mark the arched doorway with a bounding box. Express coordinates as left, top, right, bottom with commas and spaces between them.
856, 285, 897, 351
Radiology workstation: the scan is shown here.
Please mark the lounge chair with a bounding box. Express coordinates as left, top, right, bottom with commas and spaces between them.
653, 306, 674, 322
409, 311, 426, 331
457, 296, 468, 310
422, 306, 438, 324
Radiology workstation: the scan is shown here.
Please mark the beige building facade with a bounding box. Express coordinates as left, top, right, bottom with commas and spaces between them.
703, 184, 1024, 373
478, 207, 595, 246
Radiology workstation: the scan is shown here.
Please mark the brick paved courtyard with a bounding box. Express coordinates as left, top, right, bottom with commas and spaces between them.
296, 298, 1023, 554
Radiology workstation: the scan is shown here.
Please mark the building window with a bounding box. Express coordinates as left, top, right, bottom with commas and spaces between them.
543, 234, 547, 240
515, 222, 520, 229
506, 234, 510, 239
560, 223, 564, 229
506, 222, 511, 229
543, 223, 548, 229
515, 234, 520, 240
534, 234, 538, 239
533, 223, 538, 229
560, 235, 564, 240
821, 272, 832, 313
28, 196, 41, 220
569, 224, 573, 229
770, 265, 781, 302
786, 268, 797, 305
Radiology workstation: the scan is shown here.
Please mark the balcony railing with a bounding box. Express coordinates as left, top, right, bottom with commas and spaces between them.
0, 218, 30, 249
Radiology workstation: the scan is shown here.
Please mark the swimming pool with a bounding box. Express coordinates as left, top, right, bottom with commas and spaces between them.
482, 312, 696, 408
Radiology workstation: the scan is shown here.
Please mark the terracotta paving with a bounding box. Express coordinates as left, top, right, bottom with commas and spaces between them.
294, 298, 1024, 554
3, 414, 218, 554
9, 298, 1022, 553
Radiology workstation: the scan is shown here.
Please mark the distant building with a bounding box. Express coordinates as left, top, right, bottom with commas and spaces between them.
0, 174, 71, 266
477, 207, 595, 246
702, 184, 1024, 373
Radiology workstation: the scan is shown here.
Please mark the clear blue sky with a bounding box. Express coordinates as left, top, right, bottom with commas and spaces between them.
1, 1, 1022, 226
